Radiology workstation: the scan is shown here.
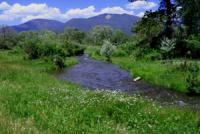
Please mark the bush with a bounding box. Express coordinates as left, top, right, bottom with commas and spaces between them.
53, 55, 66, 70
130, 47, 146, 60
184, 34, 200, 58
119, 42, 137, 55
111, 29, 129, 45
39, 42, 65, 57
186, 62, 200, 95
100, 40, 115, 62
63, 41, 85, 56
160, 37, 176, 59
112, 48, 128, 57
23, 38, 41, 59
144, 50, 162, 61
0, 26, 17, 49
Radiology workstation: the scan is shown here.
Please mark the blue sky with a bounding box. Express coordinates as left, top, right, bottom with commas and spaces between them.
0, 0, 159, 25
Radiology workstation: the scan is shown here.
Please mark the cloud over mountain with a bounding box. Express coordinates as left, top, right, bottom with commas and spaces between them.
0, 1, 157, 24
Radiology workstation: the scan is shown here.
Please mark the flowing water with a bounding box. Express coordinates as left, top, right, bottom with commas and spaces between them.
56, 55, 200, 110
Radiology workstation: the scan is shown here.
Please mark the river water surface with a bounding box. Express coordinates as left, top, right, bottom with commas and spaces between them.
56, 55, 200, 110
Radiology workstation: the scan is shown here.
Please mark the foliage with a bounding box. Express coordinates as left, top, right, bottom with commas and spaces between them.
177, 0, 200, 35
129, 0, 176, 38
186, 62, 200, 95
0, 26, 17, 49
111, 29, 129, 45
160, 37, 176, 59
133, 13, 164, 48
89, 26, 113, 45
85, 46, 101, 58
144, 50, 162, 61
63, 41, 85, 56
53, 55, 66, 69
184, 34, 200, 58
23, 37, 41, 59
61, 27, 85, 43
112, 48, 128, 57
119, 41, 137, 55
100, 40, 115, 62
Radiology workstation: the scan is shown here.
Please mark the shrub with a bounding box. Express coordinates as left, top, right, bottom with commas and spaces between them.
53, 55, 66, 70
130, 47, 146, 60
186, 62, 200, 95
0, 26, 17, 49
100, 40, 115, 62
111, 29, 129, 45
40, 42, 65, 57
160, 37, 176, 59
63, 41, 85, 56
184, 34, 200, 58
119, 42, 137, 55
23, 38, 41, 59
144, 50, 162, 61
112, 48, 128, 57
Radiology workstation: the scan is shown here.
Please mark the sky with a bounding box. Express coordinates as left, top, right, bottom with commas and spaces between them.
0, 0, 159, 25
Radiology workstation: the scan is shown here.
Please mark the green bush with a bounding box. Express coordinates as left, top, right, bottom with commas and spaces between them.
184, 34, 200, 58
119, 42, 137, 55
160, 37, 176, 59
144, 50, 162, 61
53, 55, 66, 69
85, 46, 100, 57
100, 40, 115, 62
0, 26, 17, 49
130, 47, 146, 60
63, 41, 85, 56
112, 48, 128, 57
23, 38, 41, 59
186, 62, 200, 95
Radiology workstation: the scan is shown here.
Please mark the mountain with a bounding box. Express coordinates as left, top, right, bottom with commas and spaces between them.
65, 14, 140, 34
13, 14, 140, 34
13, 19, 64, 33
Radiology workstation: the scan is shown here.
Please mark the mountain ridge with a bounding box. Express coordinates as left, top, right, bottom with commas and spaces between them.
12, 13, 140, 34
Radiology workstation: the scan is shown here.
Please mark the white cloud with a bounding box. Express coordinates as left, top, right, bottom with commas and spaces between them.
0, 1, 143, 24
99, 6, 133, 15
64, 6, 97, 19
0, 1, 10, 10
126, 1, 157, 10
136, 12, 145, 17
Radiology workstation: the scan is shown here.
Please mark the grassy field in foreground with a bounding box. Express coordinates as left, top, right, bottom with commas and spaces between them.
0, 50, 200, 133
86, 46, 200, 93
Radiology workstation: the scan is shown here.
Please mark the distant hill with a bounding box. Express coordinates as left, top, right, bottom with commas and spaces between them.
13, 19, 64, 33
12, 14, 140, 34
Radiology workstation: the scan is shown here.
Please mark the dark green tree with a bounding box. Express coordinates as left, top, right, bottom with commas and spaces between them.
0, 25, 17, 49
129, 0, 176, 38
177, 0, 200, 35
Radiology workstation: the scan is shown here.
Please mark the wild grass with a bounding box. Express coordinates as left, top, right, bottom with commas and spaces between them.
0, 50, 200, 133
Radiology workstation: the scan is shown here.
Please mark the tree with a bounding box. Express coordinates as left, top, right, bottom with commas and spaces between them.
129, 0, 176, 38
89, 26, 113, 45
111, 29, 129, 45
100, 40, 115, 62
132, 12, 165, 48
0, 25, 17, 49
177, 0, 200, 35
61, 27, 85, 44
